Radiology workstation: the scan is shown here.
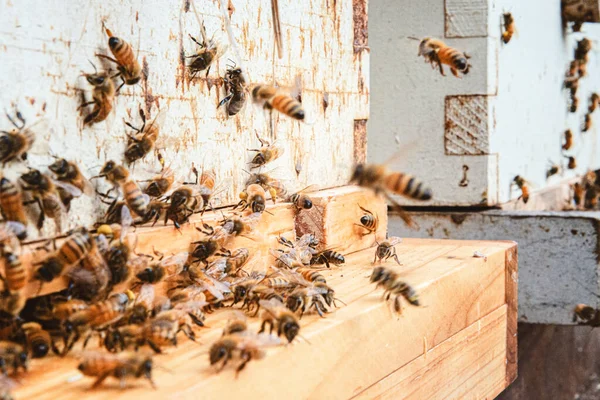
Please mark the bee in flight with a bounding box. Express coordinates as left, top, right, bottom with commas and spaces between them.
251, 78, 305, 120
370, 266, 420, 314
512, 175, 530, 204
418, 37, 471, 77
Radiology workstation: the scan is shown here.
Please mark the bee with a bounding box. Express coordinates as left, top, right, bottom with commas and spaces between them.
134, 252, 189, 285
501, 12, 516, 44
230, 278, 282, 315
0, 111, 35, 165
370, 266, 420, 314
96, 26, 142, 92
573, 304, 600, 326
209, 333, 281, 375
219, 65, 247, 116
138, 319, 180, 353
0, 293, 25, 318
0, 178, 27, 227
186, 32, 227, 79
567, 156, 577, 170
48, 158, 94, 196
245, 172, 287, 202
48, 297, 90, 321
0, 341, 28, 375
356, 204, 378, 235
154, 307, 199, 341
164, 184, 207, 228
589, 93, 600, 113
21, 322, 51, 358
311, 250, 345, 268
20, 169, 82, 230
512, 175, 530, 204
287, 185, 319, 211
97, 161, 150, 218
78, 351, 155, 389
583, 113, 593, 132
418, 37, 471, 77
562, 129, 574, 151
295, 267, 327, 284
68, 237, 112, 302
124, 109, 165, 165
189, 233, 223, 265
237, 184, 267, 213
251, 84, 305, 120
126, 283, 156, 325
258, 299, 300, 343
82, 68, 116, 125
546, 163, 561, 179
575, 38, 592, 63
286, 281, 342, 318
573, 182, 585, 207
374, 237, 402, 265
221, 310, 248, 336
247, 135, 284, 168
142, 167, 175, 198
206, 248, 250, 279
0, 223, 26, 252
0, 249, 25, 294
33, 227, 93, 284
349, 162, 432, 227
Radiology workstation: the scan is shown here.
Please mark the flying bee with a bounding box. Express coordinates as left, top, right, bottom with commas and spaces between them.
573, 304, 600, 326
0, 341, 28, 375
418, 37, 471, 77
370, 266, 420, 314
563, 129, 574, 151
251, 83, 305, 120
573, 182, 585, 207
219, 64, 247, 116
247, 135, 284, 168
209, 332, 281, 375
124, 109, 165, 165
0, 249, 25, 294
142, 166, 175, 198
206, 248, 250, 279
81, 67, 116, 125
0, 111, 35, 165
311, 250, 345, 268
96, 26, 142, 92
349, 162, 433, 227
245, 172, 287, 202
590, 93, 600, 113
512, 175, 531, 204
186, 31, 228, 79
20, 169, 82, 231
501, 12, 516, 44
567, 156, 577, 170
0, 177, 27, 227
48, 158, 94, 196
356, 204, 378, 235
583, 113, 593, 132
546, 162, 561, 179
258, 298, 300, 343
134, 251, 189, 285
78, 351, 155, 389
374, 237, 403, 265
21, 322, 51, 358
96, 161, 150, 218
237, 184, 267, 213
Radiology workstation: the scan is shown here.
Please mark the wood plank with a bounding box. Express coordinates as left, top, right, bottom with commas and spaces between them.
12, 239, 513, 400
505, 244, 518, 387
353, 305, 507, 400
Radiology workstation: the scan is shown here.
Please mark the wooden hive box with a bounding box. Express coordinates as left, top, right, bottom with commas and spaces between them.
10, 188, 518, 400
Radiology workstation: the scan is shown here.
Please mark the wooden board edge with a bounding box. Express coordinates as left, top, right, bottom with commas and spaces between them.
504, 242, 518, 387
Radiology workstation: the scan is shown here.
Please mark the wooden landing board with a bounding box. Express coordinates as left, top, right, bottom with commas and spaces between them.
12, 239, 517, 400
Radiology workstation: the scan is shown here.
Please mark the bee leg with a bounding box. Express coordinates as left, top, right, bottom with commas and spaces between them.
82, 332, 94, 349
147, 340, 163, 354
189, 313, 205, 327
181, 325, 196, 341
218, 94, 233, 108
450, 67, 460, 78
394, 296, 403, 314
315, 301, 325, 318
33, 197, 45, 229
391, 249, 402, 266
217, 353, 231, 372
115, 80, 126, 94
235, 352, 252, 377
373, 252, 378, 265
95, 53, 120, 65
91, 371, 112, 389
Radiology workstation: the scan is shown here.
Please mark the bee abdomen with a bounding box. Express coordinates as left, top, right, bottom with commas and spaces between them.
123, 181, 148, 215
271, 95, 305, 120
109, 37, 134, 63
323, 250, 345, 265
385, 173, 432, 201
5, 254, 26, 291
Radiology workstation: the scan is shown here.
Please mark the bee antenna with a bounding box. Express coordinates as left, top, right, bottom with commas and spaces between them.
88, 60, 98, 74
407, 36, 420, 41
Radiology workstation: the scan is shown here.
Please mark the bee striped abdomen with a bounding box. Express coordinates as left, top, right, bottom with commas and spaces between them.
122, 181, 148, 215
4, 253, 26, 292
385, 173, 432, 201
0, 178, 27, 224
391, 281, 420, 306
58, 230, 93, 266
438, 47, 469, 73
271, 95, 305, 120
297, 268, 326, 283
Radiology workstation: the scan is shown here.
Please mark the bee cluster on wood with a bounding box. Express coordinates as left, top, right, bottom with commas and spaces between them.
0, 1, 436, 394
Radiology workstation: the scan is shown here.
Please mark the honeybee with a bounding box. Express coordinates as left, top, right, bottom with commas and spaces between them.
567, 156, 577, 170
20, 169, 82, 230
33, 226, 93, 284
573, 182, 585, 207
295, 267, 327, 284
0, 249, 25, 294
563, 129, 574, 151
418, 37, 471, 77
134, 252, 189, 285
0, 222, 25, 253
251, 84, 305, 120
189, 233, 223, 265
230, 277, 281, 315
0, 111, 35, 165
48, 158, 94, 196
575, 38, 592, 63
247, 135, 284, 168
164, 184, 208, 228
126, 284, 156, 325
142, 167, 175, 198
219, 65, 247, 116
124, 109, 165, 165
287, 185, 319, 211
21, 322, 51, 358
96, 26, 142, 92
97, 161, 150, 218
154, 307, 199, 341
356, 204, 378, 235
349, 162, 432, 227
187, 31, 227, 79
573, 304, 600, 326
512, 175, 530, 204
82, 68, 116, 125
286, 281, 342, 318
501, 12, 516, 44
374, 237, 402, 265
570, 95, 579, 113
245, 172, 288, 201
0, 177, 27, 227
206, 248, 250, 279
583, 113, 593, 132
209, 332, 281, 375
589, 93, 600, 113
546, 163, 561, 179
0, 341, 28, 375
258, 298, 300, 343
138, 318, 180, 353
370, 266, 420, 314
311, 250, 345, 268
78, 351, 155, 389
68, 237, 112, 302
220, 310, 248, 336
237, 184, 267, 213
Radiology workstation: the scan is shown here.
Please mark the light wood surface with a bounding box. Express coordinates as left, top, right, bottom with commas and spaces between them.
12, 238, 517, 400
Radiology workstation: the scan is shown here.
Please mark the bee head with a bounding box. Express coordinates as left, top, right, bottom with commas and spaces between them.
85, 73, 107, 86
20, 169, 43, 186
100, 160, 116, 175
209, 339, 234, 365
282, 319, 300, 343
48, 158, 68, 175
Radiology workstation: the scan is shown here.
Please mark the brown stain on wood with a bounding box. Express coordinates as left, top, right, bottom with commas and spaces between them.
352, 0, 368, 52
353, 119, 367, 164
141, 56, 153, 115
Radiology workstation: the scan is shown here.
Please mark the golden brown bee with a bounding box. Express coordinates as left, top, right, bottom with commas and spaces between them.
142, 167, 175, 198
567, 156, 577, 169
0, 341, 28, 375
512, 175, 530, 204
219, 65, 247, 116
206, 248, 250, 279
501, 12, 516, 44
573, 304, 600, 326
209, 333, 280, 375
245, 172, 287, 202
0, 112, 35, 165
1, 249, 25, 294
97, 161, 149, 218
573, 182, 585, 207
583, 113, 593, 132
96, 26, 142, 92
124, 109, 164, 164
82, 69, 116, 125
251, 84, 305, 120
134, 252, 188, 285
68, 237, 112, 302
370, 266, 420, 314
49, 298, 90, 321
311, 250, 345, 268
78, 351, 155, 389
258, 299, 300, 343
374, 237, 402, 265
563, 129, 574, 151
247, 135, 284, 168
287, 185, 319, 211
48, 158, 94, 196
589, 93, 600, 113
186, 32, 227, 79
21, 322, 51, 358
238, 184, 267, 213
221, 311, 248, 336
0, 177, 27, 226
295, 267, 327, 284
286, 281, 342, 318
356, 204, 378, 235
155, 308, 198, 340
418, 37, 471, 77
230, 278, 281, 314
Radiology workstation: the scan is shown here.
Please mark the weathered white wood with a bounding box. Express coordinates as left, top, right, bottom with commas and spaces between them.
369, 0, 600, 206
445, 0, 488, 37
0, 0, 368, 236
390, 211, 600, 325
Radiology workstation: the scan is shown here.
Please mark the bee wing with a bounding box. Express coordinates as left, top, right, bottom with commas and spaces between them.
160, 252, 189, 275
145, 109, 167, 134
127, 256, 150, 272
292, 184, 320, 195
25, 118, 53, 155
53, 180, 83, 197
80, 175, 95, 196
258, 297, 285, 312
136, 284, 156, 307
119, 205, 134, 239
242, 212, 262, 229
387, 236, 403, 246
